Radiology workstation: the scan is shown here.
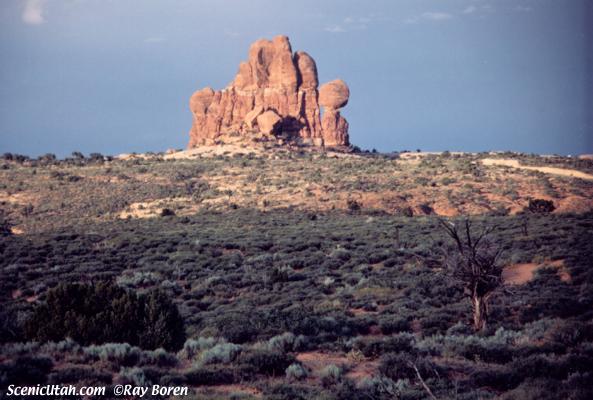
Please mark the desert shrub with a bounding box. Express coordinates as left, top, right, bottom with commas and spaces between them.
458, 340, 514, 364
546, 319, 592, 346
417, 328, 520, 362
138, 290, 185, 351
358, 376, 410, 400
285, 363, 308, 381
240, 349, 295, 376
180, 337, 223, 359
470, 367, 521, 391
140, 348, 179, 367
184, 366, 236, 385
117, 367, 148, 386
0, 212, 12, 237
330, 248, 351, 262
88, 152, 105, 162
347, 199, 361, 212
0, 356, 53, 386
379, 317, 411, 334
441, 177, 456, 185
527, 199, 555, 214
518, 276, 581, 322
269, 267, 290, 284
446, 321, 473, 336
499, 378, 564, 400
353, 333, 415, 358
66, 174, 82, 182
84, 343, 141, 366
48, 366, 111, 384
199, 343, 242, 365
38, 153, 57, 164
160, 208, 176, 217
510, 354, 562, 381
264, 383, 319, 400
40, 338, 80, 354
418, 203, 434, 215
396, 206, 414, 217
117, 271, 160, 288
564, 372, 593, 400
159, 373, 187, 386
266, 332, 300, 352
215, 313, 258, 344
318, 364, 343, 388
25, 282, 185, 351
378, 353, 436, 382
419, 312, 457, 336
0, 309, 22, 343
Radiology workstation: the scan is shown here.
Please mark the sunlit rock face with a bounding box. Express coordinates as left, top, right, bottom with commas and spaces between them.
188, 35, 350, 148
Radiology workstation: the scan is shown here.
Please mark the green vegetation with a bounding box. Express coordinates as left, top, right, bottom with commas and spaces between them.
1, 150, 592, 399
25, 282, 185, 351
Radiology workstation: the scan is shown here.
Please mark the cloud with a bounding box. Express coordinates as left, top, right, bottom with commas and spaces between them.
462, 5, 477, 14
421, 12, 453, 21
324, 24, 346, 33
22, 0, 46, 25
404, 11, 453, 24
324, 16, 372, 33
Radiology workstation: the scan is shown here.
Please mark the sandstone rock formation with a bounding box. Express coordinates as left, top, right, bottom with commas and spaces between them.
319, 80, 350, 146
319, 79, 349, 109
256, 110, 282, 135
188, 35, 350, 148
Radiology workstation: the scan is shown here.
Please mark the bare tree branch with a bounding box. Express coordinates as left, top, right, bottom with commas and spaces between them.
409, 362, 437, 400
439, 217, 504, 331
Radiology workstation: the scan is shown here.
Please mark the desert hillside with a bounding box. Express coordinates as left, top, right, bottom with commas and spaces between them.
1, 149, 592, 234
1, 148, 593, 399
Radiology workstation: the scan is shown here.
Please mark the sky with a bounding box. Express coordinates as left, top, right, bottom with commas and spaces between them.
0, 0, 591, 157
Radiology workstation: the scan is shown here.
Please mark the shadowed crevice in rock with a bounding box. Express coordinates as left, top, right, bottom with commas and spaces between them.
188, 35, 350, 148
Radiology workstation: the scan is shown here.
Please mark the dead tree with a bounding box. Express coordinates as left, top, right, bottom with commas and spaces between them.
439, 219, 504, 332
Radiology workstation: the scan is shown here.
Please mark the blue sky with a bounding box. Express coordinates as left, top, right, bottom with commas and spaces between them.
0, 0, 591, 157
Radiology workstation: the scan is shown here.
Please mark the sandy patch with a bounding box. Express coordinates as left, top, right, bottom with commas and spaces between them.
0, 191, 37, 205
555, 195, 593, 214
349, 308, 379, 317
115, 153, 158, 161
399, 151, 467, 159
163, 145, 358, 160
481, 158, 593, 180
10, 226, 25, 235
503, 260, 569, 285
118, 197, 196, 219
164, 145, 265, 159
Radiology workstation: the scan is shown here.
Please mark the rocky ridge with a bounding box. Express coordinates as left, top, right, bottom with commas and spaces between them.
188, 35, 350, 148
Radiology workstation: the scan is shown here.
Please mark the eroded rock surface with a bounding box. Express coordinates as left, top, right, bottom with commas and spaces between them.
188, 35, 350, 148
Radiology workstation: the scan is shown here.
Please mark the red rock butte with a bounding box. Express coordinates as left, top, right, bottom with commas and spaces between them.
188, 35, 350, 148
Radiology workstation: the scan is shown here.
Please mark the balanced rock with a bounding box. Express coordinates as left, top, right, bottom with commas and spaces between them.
319, 80, 349, 109
188, 35, 350, 148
